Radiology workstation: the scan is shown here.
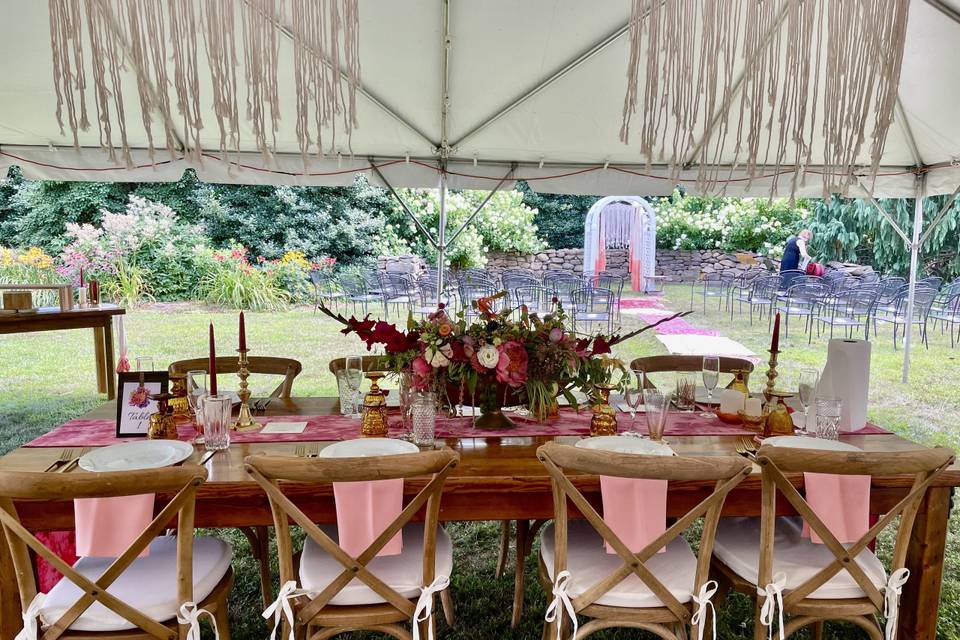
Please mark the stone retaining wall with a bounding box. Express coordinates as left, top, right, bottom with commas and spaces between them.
379, 249, 768, 282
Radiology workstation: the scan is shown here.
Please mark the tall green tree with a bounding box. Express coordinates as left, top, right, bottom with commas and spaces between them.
517, 181, 599, 249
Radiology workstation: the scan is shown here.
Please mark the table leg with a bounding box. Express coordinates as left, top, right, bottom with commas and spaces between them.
93, 326, 107, 396
898, 486, 952, 639
103, 319, 116, 400
0, 523, 23, 638
511, 519, 530, 629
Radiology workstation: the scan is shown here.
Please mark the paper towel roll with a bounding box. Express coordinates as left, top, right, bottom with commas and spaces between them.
815, 338, 871, 432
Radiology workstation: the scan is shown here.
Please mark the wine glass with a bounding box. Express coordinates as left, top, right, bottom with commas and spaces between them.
186, 370, 206, 445
623, 377, 643, 435
344, 356, 364, 418
797, 368, 819, 436
700, 355, 720, 418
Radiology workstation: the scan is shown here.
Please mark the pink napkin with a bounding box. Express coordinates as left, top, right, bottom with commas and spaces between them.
801, 473, 871, 544
74, 495, 155, 558
333, 480, 403, 558
599, 476, 667, 554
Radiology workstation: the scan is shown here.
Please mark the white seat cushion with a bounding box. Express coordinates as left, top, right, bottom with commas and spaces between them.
713, 517, 887, 599
539, 521, 697, 608
40, 536, 232, 632
300, 523, 452, 606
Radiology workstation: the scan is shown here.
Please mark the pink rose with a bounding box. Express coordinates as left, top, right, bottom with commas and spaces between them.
495, 341, 529, 388
412, 356, 432, 377
549, 327, 564, 343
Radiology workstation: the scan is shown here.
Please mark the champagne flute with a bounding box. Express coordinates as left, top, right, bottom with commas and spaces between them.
623, 384, 643, 435
700, 355, 720, 418
797, 368, 819, 436
186, 370, 207, 445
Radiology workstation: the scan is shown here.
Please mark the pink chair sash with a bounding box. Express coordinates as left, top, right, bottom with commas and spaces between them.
599, 476, 667, 554
74, 495, 155, 558
801, 473, 871, 544
333, 480, 403, 557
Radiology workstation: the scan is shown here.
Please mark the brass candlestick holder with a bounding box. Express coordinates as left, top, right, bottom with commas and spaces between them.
360, 371, 389, 437
764, 349, 780, 402
233, 349, 262, 431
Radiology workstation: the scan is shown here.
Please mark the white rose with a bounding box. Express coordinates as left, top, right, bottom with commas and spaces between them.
426, 344, 453, 368
477, 344, 499, 369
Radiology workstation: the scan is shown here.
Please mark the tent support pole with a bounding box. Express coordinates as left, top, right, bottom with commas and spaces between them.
446, 166, 516, 247
436, 167, 448, 299
902, 174, 926, 383
369, 159, 438, 250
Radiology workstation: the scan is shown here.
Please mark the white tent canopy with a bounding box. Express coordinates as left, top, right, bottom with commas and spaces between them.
1, 0, 960, 198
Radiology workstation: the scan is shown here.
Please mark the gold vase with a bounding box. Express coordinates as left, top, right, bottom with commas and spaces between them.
590, 384, 618, 436
360, 371, 390, 437
168, 373, 192, 423
726, 369, 751, 396
147, 393, 179, 440
763, 391, 795, 437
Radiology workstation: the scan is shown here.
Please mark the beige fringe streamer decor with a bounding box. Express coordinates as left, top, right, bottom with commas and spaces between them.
620, 0, 911, 197
48, 0, 360, 168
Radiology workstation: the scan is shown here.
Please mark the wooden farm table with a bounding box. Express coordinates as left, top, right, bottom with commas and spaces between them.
0, 304, 124, 399
0, 396, 957, 638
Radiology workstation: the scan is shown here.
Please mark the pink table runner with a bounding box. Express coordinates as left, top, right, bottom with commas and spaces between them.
26, 410, 889, 448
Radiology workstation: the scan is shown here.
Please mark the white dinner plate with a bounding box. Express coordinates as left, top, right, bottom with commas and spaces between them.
576, 436, 674, 456
78, 440, 195, 472
763, 435, 861, 452
319, 438, 419, 458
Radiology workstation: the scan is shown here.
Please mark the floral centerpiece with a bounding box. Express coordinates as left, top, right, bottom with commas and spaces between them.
320, 291, 690, 428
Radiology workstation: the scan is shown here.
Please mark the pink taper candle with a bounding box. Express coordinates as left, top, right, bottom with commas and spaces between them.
209, 323, 218, 396
771, 312, 781, 352
239, 311, 247, 351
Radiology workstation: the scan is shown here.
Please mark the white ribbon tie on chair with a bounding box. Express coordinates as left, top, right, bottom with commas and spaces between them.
177, 601, 219, 640
691, 580, 718, 640
262, 580, 311, 640
14, 593, 45, 640
544, 570, 578, 640
757, 572, 787, 640
883, 568, 910, 640
412, 575, 450, 640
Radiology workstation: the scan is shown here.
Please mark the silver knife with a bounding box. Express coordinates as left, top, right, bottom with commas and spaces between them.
199, 450, 218, 465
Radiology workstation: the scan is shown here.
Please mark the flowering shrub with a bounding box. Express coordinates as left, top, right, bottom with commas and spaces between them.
653, 190, 811, 258
196, 246, 290, 311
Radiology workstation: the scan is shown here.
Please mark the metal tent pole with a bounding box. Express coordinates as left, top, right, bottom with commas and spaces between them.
902, 174, 926, 383
436, 168, 448, 300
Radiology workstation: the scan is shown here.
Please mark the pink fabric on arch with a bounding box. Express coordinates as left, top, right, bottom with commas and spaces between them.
333, 480, 403, 557
74, 495, 155, 558
600, 476, 667, 554
801, 473, 871, 544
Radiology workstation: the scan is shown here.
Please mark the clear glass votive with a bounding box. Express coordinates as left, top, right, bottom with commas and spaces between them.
815, 398, 843, 441
675, 374, 697, 412
202, 393, 232, 451
411, 391, 437, 447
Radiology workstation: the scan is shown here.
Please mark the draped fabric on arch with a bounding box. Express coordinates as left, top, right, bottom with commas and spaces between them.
582, 196, 657, 292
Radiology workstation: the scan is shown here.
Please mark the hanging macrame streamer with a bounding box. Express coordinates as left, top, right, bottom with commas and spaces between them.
47, 0, 360, 166
620, 0, 910, 198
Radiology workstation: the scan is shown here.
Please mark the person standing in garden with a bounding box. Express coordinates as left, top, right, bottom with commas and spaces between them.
780, 229, 815, 287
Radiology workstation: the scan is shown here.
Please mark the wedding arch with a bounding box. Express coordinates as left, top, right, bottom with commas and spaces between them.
582, 196, 657, 292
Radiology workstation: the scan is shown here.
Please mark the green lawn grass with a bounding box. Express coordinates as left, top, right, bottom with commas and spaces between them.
1, 286, 958, 639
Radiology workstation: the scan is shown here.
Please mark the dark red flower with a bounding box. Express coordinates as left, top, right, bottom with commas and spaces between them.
591, 336, 612, 356
449, 340, 467, 362
342, 315, 375, 340
386, 330, 421, 354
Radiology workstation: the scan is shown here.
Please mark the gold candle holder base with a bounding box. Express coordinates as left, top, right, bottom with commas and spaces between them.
233, 349, 263, 432
764, 349, 780, 402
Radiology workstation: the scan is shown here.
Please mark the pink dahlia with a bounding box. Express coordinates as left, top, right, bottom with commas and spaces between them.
496, 341, 529, 387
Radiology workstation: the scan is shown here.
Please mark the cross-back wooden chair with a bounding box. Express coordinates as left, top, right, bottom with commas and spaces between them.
168, 356, 302, 398
0, 465, 233, 639
536, 442, 751, 640
245, 448, 459, 640
629, 355, 755, 389
711, 445, 955, 640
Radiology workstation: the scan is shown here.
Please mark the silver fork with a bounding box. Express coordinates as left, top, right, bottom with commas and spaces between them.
44, 448, 75, 472
308, 443, 320, 458
295, 444, 306, 457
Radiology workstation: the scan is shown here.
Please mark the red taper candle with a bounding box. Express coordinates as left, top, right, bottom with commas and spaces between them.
238, 311, 247, 351
79, 267, 84, 287
771, 312, 781, 353
208, 323, 218, 396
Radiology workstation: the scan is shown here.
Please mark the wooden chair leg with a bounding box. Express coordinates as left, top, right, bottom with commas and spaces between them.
495, 520, 511, 579
238, 526, 274, 609
813, 620, 825, 640
511, 519, 530, 628
213, 603, 232, 640
440, 587, 455, 627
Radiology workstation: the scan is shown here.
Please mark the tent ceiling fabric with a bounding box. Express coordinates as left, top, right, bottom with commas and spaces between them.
1, 0, 960, 196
